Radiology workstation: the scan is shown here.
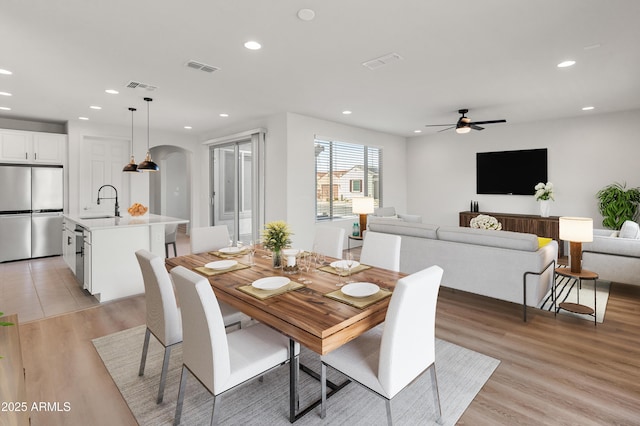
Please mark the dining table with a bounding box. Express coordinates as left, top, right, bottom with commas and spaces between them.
165, 246, 405, 423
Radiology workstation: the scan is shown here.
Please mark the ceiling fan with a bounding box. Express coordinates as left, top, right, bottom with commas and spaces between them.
425, 109, 506, 134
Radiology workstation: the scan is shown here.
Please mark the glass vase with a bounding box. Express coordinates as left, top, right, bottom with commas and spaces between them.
272, 250, 283, 269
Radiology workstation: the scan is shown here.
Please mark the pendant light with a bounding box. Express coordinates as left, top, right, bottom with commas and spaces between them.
122, 107, 139, 172
137, 97, 159, 172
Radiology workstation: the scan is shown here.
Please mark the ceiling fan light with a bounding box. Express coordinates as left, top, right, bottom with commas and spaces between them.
456, 126, 471, 134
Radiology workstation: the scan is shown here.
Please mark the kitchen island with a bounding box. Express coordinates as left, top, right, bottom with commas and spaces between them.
62, 213, 188, 302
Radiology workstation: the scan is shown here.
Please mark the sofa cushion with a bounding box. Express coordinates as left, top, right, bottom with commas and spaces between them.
397, 213, 422, 223
436, 226, 539, 252
367, 219, 438, 239
373, 206, 396, 217
619, 220, 640, 239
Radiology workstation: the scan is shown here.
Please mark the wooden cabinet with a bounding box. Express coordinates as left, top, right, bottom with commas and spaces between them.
459, 211, 565, 257
0, 129, 66, 164
0, 314, 29, 426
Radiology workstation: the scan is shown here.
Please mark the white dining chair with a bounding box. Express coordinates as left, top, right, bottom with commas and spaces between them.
135, 249, 183, 404
320, 265, 444, 425
170, 266, 300, 426
136, 250, 244, 404
359, 231, 402, 271
313, 226, 345, 259
165, 223, 178, 258
190, 225, 230, 254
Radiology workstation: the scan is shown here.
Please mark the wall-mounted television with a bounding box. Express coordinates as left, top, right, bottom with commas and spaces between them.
476, 148, 548, 195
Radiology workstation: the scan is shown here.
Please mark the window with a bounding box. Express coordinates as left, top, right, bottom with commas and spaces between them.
315, 138, 381, 220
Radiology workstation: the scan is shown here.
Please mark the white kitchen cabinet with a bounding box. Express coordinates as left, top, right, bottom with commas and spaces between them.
62, 220, 76, 274
0, 129, 66, 164
83, 234, 92, 293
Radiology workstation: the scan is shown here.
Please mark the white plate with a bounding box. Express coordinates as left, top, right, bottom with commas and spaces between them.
330, 260, 360, 269
341, 282, 380, 298
219, 246, 242, 254
252, 276, 291, 290
204, 260, 237, 270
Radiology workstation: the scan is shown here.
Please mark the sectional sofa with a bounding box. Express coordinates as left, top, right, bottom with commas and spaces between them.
582, 221, 640, 286
367, 216, 558, 319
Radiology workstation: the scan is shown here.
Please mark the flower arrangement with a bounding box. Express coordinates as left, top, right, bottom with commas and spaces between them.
261, 221, 292, 252
534, 182, 554, 201
470, 214, 503, 230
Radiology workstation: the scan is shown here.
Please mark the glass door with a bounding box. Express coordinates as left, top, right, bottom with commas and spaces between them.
210, 140, 255, 244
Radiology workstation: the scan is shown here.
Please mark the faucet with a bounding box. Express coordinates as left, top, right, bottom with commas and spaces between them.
97, 184, 120, 217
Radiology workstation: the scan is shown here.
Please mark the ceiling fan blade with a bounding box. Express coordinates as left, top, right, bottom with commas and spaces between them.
437, 126, 455, 133
470, 124, 485, 131
468, 119, 507, 125
424, 123, 456, 127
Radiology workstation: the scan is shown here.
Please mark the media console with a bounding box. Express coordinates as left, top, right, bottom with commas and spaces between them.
459, 211, 565, 257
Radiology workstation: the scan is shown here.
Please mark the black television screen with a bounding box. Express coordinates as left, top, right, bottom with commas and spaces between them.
476, 148, 548, 195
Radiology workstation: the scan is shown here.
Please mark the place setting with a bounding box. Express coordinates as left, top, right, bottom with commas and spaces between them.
193, 259, 251, 276
324, 281, 392, 309
237, 276, 305, 300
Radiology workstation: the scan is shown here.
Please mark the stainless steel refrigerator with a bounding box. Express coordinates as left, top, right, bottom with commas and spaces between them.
0, 165, 64, 262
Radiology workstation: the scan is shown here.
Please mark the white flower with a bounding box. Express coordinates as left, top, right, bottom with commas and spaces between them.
534, 181, 554, 201
470, 214, 503, 230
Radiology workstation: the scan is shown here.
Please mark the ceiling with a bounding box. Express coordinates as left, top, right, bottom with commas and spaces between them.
1, 0, 639, 137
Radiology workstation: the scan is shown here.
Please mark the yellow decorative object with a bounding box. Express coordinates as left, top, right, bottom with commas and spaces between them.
537, 237, 552, 248
127, 202, 148, 216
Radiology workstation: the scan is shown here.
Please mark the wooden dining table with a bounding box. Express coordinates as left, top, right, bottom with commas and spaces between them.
165, 247, 404, 422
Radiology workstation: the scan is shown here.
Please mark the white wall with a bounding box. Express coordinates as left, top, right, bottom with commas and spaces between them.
284, 113, 407, 250
407, 109, 640, 229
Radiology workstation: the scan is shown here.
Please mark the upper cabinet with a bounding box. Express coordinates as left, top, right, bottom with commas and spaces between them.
0, 129, 66, 164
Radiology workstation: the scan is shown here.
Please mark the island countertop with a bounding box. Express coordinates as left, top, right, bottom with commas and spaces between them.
63, 213, 189, 230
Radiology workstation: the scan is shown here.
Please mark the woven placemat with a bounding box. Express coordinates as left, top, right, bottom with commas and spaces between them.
237, 281, 305, 300
318, 263, 371, 276
194, 262, 251, 276
208, 249, 250, 259
324, 288, 392, 309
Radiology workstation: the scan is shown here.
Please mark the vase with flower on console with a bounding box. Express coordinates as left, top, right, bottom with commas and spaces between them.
539, 200, 550, 217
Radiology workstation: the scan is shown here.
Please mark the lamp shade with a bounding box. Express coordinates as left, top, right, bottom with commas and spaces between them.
352, 197, 375, 214
559, 217, 593, 242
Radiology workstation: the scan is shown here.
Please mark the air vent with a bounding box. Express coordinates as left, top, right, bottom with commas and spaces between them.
362, 52, 404, 70
185, 60, 220, 73
125, 81, 157, 91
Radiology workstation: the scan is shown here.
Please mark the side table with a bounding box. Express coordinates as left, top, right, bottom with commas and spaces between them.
554, 267, 599, 326
347, 234, 363, 250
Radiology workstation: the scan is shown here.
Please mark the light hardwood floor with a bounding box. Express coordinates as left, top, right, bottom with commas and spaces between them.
6, 234, 640, 425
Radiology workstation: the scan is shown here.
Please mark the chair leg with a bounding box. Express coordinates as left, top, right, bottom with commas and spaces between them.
157, 345, 172, 403
138, 327, 151, 376
320, 362, 327, 419
171, 242, 177, 257
209, 394, 218, 426
174, 365, 188, 426
385, 399, 393, 426
429, 364, 443, 425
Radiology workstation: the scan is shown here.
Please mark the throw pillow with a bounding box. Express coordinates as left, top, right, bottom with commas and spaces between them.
398, 213, 422, 223
619, 220, 640, 239
609, 231, 619, 238
537, 237, 553, 248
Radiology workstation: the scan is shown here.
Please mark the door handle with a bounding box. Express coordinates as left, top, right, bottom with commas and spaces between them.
67, 236, 71, 245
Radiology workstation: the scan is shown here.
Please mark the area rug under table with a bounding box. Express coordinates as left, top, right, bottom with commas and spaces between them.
93, 325, 500, 426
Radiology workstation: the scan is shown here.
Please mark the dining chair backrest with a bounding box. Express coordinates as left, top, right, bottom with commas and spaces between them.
359, 231, 402, 271
135, 249, 182, 346
165, 223, 178, 243
170, 266, 231, 395
378, 265, 443, 398
190, 225, 230, 254
313, 226, 345, 259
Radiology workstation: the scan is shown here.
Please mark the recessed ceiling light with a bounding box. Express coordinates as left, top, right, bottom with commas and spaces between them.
0, 106, 11, 111
105, 89, 119, 94
219, 113, 229, 117
582, 106, 595, 111
184, 126, 192, 129
244, 41, 262, 50
557, 60, 576, 68
413, 130, 422, 133
0, 91, 12, 96
0, 69, 12, 75
89, 105, 102, 110
342, 110, 352, 115
78, 116, 89, 120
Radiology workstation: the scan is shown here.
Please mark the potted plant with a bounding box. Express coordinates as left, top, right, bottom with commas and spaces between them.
261, 221, 293, 268
596, 182, 640, 229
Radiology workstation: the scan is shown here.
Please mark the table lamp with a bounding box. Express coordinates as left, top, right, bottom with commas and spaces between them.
559, 217, 593, 273
352, 197, 375, 237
